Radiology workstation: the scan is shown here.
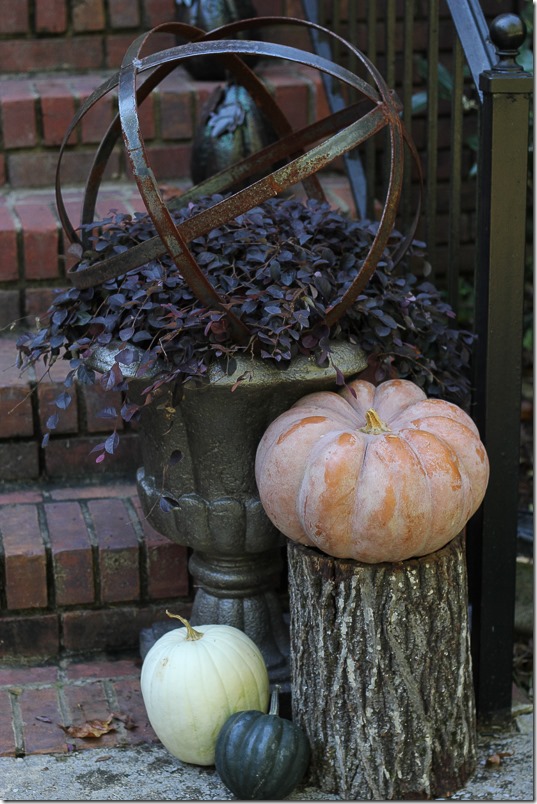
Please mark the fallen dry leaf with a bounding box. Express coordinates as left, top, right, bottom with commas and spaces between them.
59, 716, 116, 739
486, 750, 514, 767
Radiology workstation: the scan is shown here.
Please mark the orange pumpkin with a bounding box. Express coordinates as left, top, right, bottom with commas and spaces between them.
255, 378, 489, 563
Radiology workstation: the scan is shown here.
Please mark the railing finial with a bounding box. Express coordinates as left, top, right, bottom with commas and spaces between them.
489, 13, 527, 73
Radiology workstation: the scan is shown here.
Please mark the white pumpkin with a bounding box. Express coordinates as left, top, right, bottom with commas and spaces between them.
140, 612, 270, 766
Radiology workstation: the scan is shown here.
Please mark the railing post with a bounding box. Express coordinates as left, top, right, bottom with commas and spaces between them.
467, 13, 532, 719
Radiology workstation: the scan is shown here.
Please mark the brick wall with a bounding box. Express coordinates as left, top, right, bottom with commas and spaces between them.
0, 0, 305, 73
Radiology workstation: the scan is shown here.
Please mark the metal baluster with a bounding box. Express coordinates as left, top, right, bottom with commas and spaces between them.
468, 13, 532, 719
426, 0, 439, 276
447, 35, 464, 312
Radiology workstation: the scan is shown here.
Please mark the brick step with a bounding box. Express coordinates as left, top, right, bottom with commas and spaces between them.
0, 653, 159, 756
0, 61, 325, 190
0, 479, 191, 664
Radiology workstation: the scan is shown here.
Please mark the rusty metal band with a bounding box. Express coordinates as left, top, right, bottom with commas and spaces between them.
67, 102, 369, 289
56, 20, 381, 250
75, 19, 336, 247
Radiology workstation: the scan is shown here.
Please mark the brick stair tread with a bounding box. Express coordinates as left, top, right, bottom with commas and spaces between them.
0, 61, 327, 189
0, 651, 160, 756
0, 478, 191, 662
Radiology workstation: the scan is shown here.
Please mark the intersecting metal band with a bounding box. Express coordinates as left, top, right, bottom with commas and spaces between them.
56, 16, 422, 337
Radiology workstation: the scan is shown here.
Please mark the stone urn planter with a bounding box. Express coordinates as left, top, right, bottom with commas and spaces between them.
94, 342, 366, 681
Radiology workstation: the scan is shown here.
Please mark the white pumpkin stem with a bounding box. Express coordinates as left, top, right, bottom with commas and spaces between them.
165, 610, 203, 641
269, 685, 281, 716
360, 408, 391, 435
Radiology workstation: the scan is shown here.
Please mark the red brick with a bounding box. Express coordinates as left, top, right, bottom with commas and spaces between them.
18, 687, 68, 755
37, 378, 79, 436
82, 384, 123, 433
158, 79, 194, 140
109, 0, 141, 28
0, 385, 33, 437
35, 0, 67, 33
62, 680, 118, 751
14, 203, 60, 280
7, 148, 122, 189
0, 441, 39, 482
105, 32, 176, 69
0, 341, 33, 438
139, 143, 192, 181
135, 91, 156, 141
0, 38, 104, 75
65, 656, 140, 681
0, 206, 20, 282
45, 501, 95, 606
0, 290, 21, 331
132, 497, 189, 599
143, 0, 176, 27
0, 665, 58, 687
72, 0, 105, 32
0, 0, 29, 34
0, 691, 16, 756
1, 505, 48, 610
24, 288, 61, 325
0, 488, 43, 505
0, 83, 37, 148
36, 81, 77, 147
112, 677, 159, 745
0, 614, 60, 660
261, 67, 311, 131
62, 605, 163, 652
88, 498, 140, 603
70, 80, 116, 145
43, 433, 140, 479
48, 482, 136, 501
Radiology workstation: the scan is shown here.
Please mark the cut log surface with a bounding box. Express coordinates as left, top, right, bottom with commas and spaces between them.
288, 533, 477, 800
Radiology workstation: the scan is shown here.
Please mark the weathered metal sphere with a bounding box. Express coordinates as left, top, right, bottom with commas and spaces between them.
55, 16, 418, 344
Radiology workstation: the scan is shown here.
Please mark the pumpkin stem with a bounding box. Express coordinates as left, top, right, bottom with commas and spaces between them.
269, 685, 280, 716
360, 408, 391, 435
165, 610, 203, 641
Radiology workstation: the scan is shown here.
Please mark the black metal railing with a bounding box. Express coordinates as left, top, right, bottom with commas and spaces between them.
302, 0, 533, 719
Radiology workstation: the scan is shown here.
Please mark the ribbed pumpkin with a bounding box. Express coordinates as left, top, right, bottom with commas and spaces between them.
140, 613, 269, 766
215, 686, 310, 799
255, 378, 489, 563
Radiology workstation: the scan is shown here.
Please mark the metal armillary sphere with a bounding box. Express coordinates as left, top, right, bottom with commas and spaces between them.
55, 15, 421, 343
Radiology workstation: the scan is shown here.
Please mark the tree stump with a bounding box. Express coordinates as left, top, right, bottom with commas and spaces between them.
288, 533, 477, 800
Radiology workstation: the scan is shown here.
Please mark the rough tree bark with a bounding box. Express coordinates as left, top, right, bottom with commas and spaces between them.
288, 533, 477, 800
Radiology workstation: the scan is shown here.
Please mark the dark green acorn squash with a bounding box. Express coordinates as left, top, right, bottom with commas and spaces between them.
215, 685, 310, 800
